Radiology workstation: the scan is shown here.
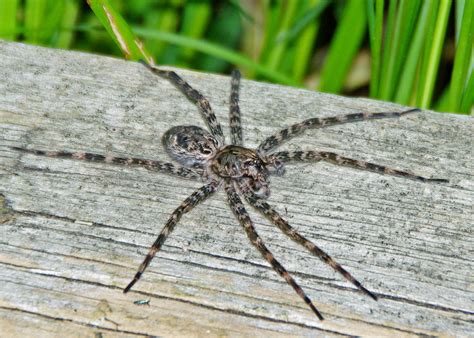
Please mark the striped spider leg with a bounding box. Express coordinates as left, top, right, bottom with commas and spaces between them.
124, 179, 221, 293
139, 60, 225, 146
225, 180, 324, 320
269, 150, 448, 183
229, 70, 243, 145
241, 187, 377, 303
258, 106, 448, 183
10, 146, 203, 180
257, 108, 423, 155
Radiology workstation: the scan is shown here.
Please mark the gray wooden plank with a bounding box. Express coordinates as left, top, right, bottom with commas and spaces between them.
0, 40, 473, 337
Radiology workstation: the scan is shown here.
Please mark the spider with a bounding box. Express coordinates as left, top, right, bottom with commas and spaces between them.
13, 61, 448, 320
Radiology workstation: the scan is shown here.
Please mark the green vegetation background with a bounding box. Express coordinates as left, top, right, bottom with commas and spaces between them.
0, 0, 472, 114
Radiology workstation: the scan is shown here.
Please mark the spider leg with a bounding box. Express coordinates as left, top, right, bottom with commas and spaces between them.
258, 108, 420, 154
124, 179, 221, 293
11, 146, 203, 180
243, 189, 377, 301
229, 69, 243, 145
225, 181, 324, 320
139, 60, 225, 146
269, 150, 448, 183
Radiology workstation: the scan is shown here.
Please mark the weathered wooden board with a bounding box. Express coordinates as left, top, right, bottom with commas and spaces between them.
0, 40, 473, 337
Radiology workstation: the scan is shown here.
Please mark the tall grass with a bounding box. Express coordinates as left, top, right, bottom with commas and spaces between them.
0, 0, 471, 114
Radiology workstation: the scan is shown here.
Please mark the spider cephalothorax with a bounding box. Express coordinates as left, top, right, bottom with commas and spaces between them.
12, 61, 447, 320
210, 145, 271, 198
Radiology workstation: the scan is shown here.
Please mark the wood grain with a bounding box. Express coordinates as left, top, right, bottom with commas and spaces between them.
0, 40, 473, 337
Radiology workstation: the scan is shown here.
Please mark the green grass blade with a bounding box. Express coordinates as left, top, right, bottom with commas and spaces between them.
459, 70, 474, 114
448, 0, 473, 112
179, 0, 212, 61
366, 0, 384, 97
258, 0, 283, 70
378, 0, 398, 99
54, 0, 80, 49
434, 86, 450, 112
266, 1, 299, 72
379, 0, 421, 101
291, 0, 328, 82
418, 0, 452, 108
0, 0, 19, 40
415, 1, 440, 107
87, 0, 153, 63
455, 0, 466, 42
319, 1, 367, 93
195, 2, 242, 72
395, 1, 435, 104
43, 1, 67, 45
276, 0, 328, 44
24, 0, 48, 44
144, 0, 182, 60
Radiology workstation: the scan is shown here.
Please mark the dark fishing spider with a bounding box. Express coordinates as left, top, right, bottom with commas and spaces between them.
13, 61, 447, 320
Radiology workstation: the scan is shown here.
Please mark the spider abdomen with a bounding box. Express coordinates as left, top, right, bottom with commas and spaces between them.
162, 125, 218, 168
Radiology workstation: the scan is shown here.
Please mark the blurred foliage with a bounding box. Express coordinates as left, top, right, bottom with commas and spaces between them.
0, 0, 472, 114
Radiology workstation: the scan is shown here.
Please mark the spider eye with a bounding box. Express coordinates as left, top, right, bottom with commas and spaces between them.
206, 136, 218, 147
177, 135, 190, 145
243, 160, 253, 168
